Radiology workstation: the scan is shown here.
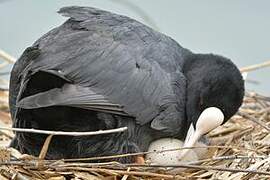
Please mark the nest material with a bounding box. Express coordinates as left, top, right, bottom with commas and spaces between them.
0, 90, 270, 179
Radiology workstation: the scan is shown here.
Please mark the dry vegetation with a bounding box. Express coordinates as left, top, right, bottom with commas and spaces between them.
0, 87, 269, 179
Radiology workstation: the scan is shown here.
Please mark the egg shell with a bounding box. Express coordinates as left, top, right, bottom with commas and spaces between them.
146, 138, 198, 165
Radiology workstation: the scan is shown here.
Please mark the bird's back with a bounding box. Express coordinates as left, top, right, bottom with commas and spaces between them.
12, 6, 191, 129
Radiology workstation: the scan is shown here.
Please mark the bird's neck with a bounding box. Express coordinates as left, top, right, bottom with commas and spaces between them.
182, 54, 208, 125
182, 54, 207, 83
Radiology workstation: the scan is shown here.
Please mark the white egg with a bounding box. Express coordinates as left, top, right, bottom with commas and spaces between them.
146, 138, 200, 165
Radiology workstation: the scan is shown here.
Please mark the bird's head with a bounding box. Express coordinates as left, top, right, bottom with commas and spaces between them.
180, 54, 245, 159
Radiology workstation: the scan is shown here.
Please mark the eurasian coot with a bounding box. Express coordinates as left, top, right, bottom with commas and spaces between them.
9, 6, 244, 163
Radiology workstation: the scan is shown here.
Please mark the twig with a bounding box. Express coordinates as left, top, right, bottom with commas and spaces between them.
227, 156, 270, 179
208, 125, 242, 137
45, 155, 267, 168
0, 167, 31, 180
259, 107, 270, 114
48, 162, 122, 168
121, 167, 130, 180
186, 155, 266, 165
0, 130, 14, 139
240, 60, 270, 72
0, 121, 14, 139
0, 49, 16, 63
127, 164, 270, 176
238, 111, 270, 132
61, 145, 257, 162
0, 126, 127, 136
53, 167, 183, 179
38, 135, 53, 160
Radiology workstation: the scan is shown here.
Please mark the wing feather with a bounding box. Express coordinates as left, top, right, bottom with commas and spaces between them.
15, 6, 191, 133
17, 83, 128, 115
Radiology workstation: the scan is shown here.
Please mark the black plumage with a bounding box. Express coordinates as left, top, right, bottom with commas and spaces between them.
9, 6, 244, 162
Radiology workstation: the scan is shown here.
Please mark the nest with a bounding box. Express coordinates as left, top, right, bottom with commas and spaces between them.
0, 89, 270, 179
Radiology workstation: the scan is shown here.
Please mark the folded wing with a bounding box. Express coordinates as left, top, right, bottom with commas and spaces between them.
15, 6, 190, 133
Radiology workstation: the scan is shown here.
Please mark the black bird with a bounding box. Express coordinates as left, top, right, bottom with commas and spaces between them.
9, 6, 244, 163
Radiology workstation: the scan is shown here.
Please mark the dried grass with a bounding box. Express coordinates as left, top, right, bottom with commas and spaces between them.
0, 90, 269, 179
